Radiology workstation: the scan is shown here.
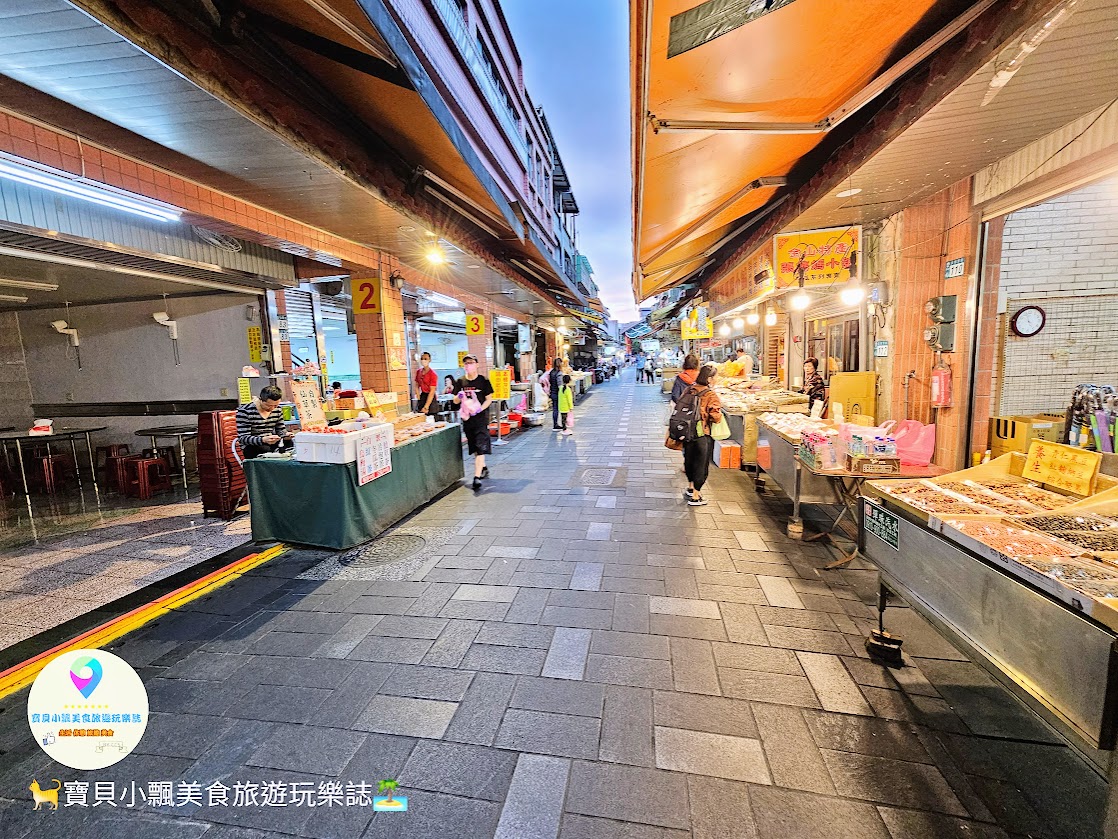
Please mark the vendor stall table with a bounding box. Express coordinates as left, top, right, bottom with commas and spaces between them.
795, 454, 945, 567
860, 489, 1118, 799
755, 417, 944, 547
243, 424, 463, 549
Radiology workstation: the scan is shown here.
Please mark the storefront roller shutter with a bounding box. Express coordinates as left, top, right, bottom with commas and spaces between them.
284, 290, 315, 338
806, 299, 859, 322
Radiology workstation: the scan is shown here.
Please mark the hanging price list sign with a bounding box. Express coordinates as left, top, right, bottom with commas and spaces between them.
1024, 441, 1101, 497
356, 424, 393, 485
291, 380, 326, 429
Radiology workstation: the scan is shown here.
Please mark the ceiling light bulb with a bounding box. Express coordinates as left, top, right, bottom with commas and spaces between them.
764, 310, 777, 327
746, 311, 760, 326
790, 291, 811, 310
840, 284, 865, 306
425, 246, 446, 265
732, 318, 745, 330
718, 323, 731, 337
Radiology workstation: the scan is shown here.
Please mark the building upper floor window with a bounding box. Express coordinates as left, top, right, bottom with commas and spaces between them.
451, 0, 467, 12
476, 34, 518, 123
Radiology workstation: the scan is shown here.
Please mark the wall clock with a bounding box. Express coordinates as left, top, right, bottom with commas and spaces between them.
1010, 305, 1046, 338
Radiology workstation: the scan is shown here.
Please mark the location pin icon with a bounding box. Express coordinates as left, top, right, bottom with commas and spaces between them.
69, 656, 103, 699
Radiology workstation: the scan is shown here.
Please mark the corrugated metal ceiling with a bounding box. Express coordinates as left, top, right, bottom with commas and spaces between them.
787, 0, 1118, 233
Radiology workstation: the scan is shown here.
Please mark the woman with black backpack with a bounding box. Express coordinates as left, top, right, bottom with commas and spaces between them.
681, 364, 722, 506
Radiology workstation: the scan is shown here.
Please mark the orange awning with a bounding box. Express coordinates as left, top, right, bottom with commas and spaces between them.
633, 0, 975, 302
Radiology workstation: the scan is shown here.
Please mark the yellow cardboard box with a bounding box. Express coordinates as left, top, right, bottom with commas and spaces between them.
989, 414, 1065, 458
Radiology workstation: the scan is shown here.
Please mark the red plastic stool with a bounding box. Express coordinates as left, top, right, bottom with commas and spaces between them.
122, 456, 173, 500
36, 454, 75, 494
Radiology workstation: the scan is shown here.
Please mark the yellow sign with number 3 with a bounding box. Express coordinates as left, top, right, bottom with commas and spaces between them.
465, 313, 485, 336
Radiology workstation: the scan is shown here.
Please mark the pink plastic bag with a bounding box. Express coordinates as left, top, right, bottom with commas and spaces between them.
895, 420, 936, 466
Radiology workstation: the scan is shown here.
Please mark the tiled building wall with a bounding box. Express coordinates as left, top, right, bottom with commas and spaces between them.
890, 179, 981, 469
0, 313, 33, 431
996, 177, 1118, 416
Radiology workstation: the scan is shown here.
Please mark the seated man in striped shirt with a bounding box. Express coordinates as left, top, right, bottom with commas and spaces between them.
236, 385, 292, 459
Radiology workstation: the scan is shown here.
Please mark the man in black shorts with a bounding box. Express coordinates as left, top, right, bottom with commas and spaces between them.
452, 354, 494, 491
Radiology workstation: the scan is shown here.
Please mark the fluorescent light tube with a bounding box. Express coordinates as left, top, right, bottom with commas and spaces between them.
427, 293, 461, 308
0, 157, 181, 223
0, 292, 28, 303
0, 278, 59, 292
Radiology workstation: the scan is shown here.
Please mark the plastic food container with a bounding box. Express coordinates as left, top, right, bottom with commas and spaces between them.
294, 423, 392, 463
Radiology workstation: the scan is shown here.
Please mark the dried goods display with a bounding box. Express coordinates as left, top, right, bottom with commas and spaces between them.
717, 388, 809, 414
947, 520, 1082, 558
878, 482, 991, 515
978, 481, 1072, 510
1067, 580, 1118, 599
1013, 557, 1115, 583
1020, 513, 1116, 533
1051, 531, 1118, 552
757, 412, 827, 441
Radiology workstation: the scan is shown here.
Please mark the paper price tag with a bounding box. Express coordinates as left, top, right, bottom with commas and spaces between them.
292, 380, 326, 429
1024, 441, 1101, 497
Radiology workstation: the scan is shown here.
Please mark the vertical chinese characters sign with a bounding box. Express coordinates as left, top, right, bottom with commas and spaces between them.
1024, 441, 1101, 496
357, 424, 393, 485
246, 326, 263, 363
490, 369, 512, 401
292, 381, 326, 429
773, 226, 861, 289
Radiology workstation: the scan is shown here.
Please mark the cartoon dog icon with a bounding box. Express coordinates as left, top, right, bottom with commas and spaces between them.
29, 779, 61, 810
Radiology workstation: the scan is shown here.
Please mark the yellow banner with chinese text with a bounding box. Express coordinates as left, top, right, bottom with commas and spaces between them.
1023, 440, 1102, 497
773, 226, 861, 289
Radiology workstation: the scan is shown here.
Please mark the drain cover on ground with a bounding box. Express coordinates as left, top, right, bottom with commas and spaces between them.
339, 534, 427, 567
298, 526, 457, 581
575, 467, 627, 488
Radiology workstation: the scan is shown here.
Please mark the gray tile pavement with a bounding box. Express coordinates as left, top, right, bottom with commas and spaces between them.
0, 370, 1106, 839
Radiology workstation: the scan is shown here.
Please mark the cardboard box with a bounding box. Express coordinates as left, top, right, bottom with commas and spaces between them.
757, 441, 772, 470
845, 454, 900, 475
713, 440, 742, 469
989, 414, 1065, 458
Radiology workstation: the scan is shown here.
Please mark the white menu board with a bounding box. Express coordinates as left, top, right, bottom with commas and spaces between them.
356, 424, 394, 486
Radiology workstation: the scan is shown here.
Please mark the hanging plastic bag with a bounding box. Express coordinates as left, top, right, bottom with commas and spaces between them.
895, 420, 936, 466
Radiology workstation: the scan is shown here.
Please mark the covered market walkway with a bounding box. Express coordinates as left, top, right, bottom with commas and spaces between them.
0, 368, 1104, 838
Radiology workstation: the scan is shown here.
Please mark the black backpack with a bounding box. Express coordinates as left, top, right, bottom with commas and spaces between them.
668, 386, 702, 442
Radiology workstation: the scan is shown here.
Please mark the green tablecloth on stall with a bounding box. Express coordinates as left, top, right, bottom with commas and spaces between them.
244, 424, 464, 549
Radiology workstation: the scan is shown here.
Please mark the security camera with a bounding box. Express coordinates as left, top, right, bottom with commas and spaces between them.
152, 311, 178, 339
51, 319, 79, 346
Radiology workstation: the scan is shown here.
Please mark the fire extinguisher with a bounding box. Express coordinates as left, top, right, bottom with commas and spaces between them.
931, 360, 952, 408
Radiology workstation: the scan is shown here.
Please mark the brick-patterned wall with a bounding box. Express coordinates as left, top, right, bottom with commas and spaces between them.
354, 269, 410, 407
466, 310, 494, 374
996, 177, 1118, 416
890, 179, 980, 469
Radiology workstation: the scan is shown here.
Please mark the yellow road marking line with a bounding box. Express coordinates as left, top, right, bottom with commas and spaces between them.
0, 544, 286, 699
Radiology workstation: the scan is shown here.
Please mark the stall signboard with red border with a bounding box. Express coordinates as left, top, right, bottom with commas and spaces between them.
357, 424, 393, 485
292, 380, 326, 429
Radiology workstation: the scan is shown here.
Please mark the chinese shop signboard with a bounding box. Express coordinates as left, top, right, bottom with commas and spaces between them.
773, 226, 861, 289
1024, 441, 1101, 497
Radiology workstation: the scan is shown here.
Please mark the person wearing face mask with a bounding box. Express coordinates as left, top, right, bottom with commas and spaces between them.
453, 354, 495, 490
414, 352, 439, 416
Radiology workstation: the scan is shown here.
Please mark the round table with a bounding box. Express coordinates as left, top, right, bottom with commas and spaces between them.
134, 425, 199, 488
0, 426, 108, 496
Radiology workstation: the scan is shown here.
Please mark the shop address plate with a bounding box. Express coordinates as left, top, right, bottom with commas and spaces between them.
864, 500, 899, 551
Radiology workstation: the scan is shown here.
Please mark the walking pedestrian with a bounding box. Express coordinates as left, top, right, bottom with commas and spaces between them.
682, 364, 722, 506
644, 354, 655, 384
670, 354, 700, 408
452, 354, 494, 491
558, 374, 575, 436
548, 356, 564, 431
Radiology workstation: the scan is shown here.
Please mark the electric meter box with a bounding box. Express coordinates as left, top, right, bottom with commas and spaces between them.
925, 295, 957, 323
